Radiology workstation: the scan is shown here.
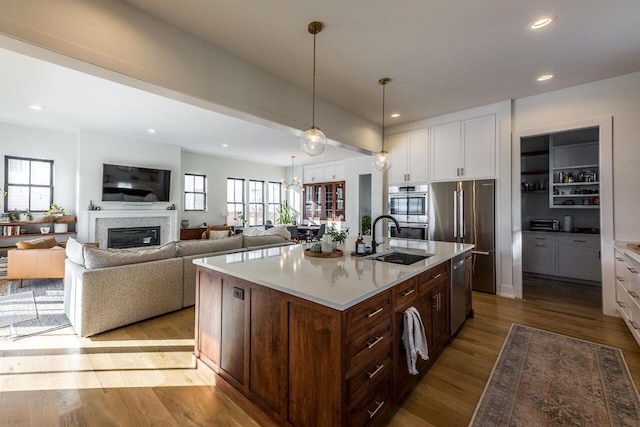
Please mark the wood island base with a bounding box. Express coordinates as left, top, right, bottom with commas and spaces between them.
194, 251, 472, 427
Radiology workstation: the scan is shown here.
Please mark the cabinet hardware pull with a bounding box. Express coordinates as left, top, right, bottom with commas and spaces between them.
366, 307, 384, 318
367, 400, 385, 418
617, 301, 625, 308
432, 273, 442, 280
402, 288, 415, 297
616, 257, 624, 261
631, 321, 640, 330
617, 276, 625, 282
629, 291, 639, 299
460, 167, 464, 176
472, 250, 490, 256
367, 364, 385, 379
573, 240, 586, 243
629, 267, 638, 274
366, 336, 384, 349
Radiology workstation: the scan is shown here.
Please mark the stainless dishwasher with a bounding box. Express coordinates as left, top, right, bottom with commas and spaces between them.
450, 254, 466, 336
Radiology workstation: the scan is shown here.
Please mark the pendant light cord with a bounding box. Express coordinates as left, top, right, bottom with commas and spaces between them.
381, 81, 385, 151
312, 31, 317, 128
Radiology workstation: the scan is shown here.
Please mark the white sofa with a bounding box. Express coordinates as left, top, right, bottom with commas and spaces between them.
63, 234, 291, 337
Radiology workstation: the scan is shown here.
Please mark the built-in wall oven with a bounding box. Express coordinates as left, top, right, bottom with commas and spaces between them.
388, 184, 428, 240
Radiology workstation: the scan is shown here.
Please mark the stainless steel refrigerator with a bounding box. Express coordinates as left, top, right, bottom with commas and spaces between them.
429, 180, 496, 294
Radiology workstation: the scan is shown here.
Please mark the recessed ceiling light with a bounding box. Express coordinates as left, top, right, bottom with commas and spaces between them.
530, 16, 556, 30
222, 144, 229, 148
29, 105, 43, 111
390, 113, 400, 118
537, 74, 554, 82
148, 129, 156, 134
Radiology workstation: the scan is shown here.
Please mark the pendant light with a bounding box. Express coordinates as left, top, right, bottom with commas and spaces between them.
373, 77, 392, 171
300, 21, 327, 157
281, 155, 302, 190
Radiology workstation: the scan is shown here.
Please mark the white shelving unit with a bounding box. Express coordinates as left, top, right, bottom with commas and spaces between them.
549, 141, 600, 209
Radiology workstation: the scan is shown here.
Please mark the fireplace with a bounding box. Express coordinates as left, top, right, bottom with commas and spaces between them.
85, 210, 178, 248
108, 226, 160, 249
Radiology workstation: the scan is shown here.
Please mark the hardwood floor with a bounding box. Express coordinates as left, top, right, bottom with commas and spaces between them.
1, 280, 638, 426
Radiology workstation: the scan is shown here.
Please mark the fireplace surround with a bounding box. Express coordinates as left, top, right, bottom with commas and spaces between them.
86, 210, 179, 248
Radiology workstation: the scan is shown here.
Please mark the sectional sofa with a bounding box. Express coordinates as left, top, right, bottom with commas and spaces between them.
63, 234, 291, 337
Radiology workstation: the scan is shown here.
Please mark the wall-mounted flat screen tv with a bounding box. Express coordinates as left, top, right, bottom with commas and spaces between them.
102, 163, 171, 202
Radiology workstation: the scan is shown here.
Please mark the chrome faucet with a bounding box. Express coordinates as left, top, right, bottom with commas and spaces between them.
371, 215, 401, 254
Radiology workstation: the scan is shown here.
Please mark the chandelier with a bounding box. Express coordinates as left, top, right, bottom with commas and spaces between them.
373, 77, 393, 171
300, 21, 327, 157
282, 155, 302, 190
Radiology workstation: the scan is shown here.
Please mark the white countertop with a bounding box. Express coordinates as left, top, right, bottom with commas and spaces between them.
193, 237, 473, 311
615, 241, 640, 265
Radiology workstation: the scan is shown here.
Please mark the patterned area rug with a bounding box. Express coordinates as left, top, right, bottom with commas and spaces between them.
470, 324, 640, 426
0, 256, 7, 279
0, 279, 70, 341
0, 291, 37, 327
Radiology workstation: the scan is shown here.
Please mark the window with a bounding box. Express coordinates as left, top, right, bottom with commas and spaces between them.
226, 177, 245, 225
248, 180, 264, 226
184, 173, 206, 211
267, 182, 282, 224
4, 156, 53, 213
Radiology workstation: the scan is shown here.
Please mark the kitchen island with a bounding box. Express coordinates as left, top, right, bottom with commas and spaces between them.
193, 238, 473, 426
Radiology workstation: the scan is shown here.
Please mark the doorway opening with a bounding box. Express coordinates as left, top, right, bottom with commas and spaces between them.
520, 127, 602, 308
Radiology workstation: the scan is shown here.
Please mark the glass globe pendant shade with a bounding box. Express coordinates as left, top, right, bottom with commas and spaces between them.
373, 150, 392, 171
300, 126, 327, 156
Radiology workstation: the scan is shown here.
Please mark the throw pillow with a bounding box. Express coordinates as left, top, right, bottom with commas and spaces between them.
262, 225, 291, 240
16, 236, 59, 250
208, 230, 230, 240
83, 242, 176, 270
242, 226, 264, 237
65, 237, 85, 265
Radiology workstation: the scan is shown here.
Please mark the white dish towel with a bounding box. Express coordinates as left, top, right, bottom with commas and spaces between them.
403, 306, 429, 375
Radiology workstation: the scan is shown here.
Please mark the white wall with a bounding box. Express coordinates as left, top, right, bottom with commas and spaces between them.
76, 130, 182, 241
514, 72, 640, 240
512, 71, 640, 316
0, 121, 77, 216
181, 150, 287, 227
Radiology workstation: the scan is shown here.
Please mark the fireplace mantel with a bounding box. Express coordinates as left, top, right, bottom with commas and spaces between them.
86, 210, 178, 248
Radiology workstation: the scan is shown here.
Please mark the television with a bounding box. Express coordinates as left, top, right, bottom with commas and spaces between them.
102, 163, 171, 202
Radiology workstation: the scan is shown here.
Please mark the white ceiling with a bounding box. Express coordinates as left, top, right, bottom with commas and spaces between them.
1, 0, 639, 166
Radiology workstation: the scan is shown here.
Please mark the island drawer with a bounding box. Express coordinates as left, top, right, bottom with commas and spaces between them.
346, 317, 392, 377
347, 378, 391, 427
393, 277, 418, 312
346, 353, 391, 411
345, 290, 392, 340
417, 262, 449, 292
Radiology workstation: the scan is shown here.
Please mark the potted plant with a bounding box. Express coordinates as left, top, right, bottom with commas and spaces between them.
361, 215, 371, 236
327, 224, 349, 246
45, 203, 75, 232
276, 201, 293, 225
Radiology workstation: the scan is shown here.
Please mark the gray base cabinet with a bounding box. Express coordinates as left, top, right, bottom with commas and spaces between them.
523, 232, 601, 282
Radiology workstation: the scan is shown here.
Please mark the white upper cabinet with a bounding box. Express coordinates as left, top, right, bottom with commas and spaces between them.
430, 121, 461, 182
387, 129, 429, 184
303, 163, 345, 183
430, 115, 496, 181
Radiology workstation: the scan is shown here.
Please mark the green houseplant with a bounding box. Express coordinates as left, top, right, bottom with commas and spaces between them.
276, 200, 293, 225
361, 214, 371, 236
327, 224, 349, 245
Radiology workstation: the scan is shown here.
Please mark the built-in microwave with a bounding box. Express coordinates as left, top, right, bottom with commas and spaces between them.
389, 222, 429, 240
388, 184, 428, 224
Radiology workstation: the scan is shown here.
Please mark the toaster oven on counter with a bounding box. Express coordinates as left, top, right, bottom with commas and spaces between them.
530, 219, 560, 232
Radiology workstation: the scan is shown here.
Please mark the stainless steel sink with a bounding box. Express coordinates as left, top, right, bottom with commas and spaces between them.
365, 251, 432, 265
